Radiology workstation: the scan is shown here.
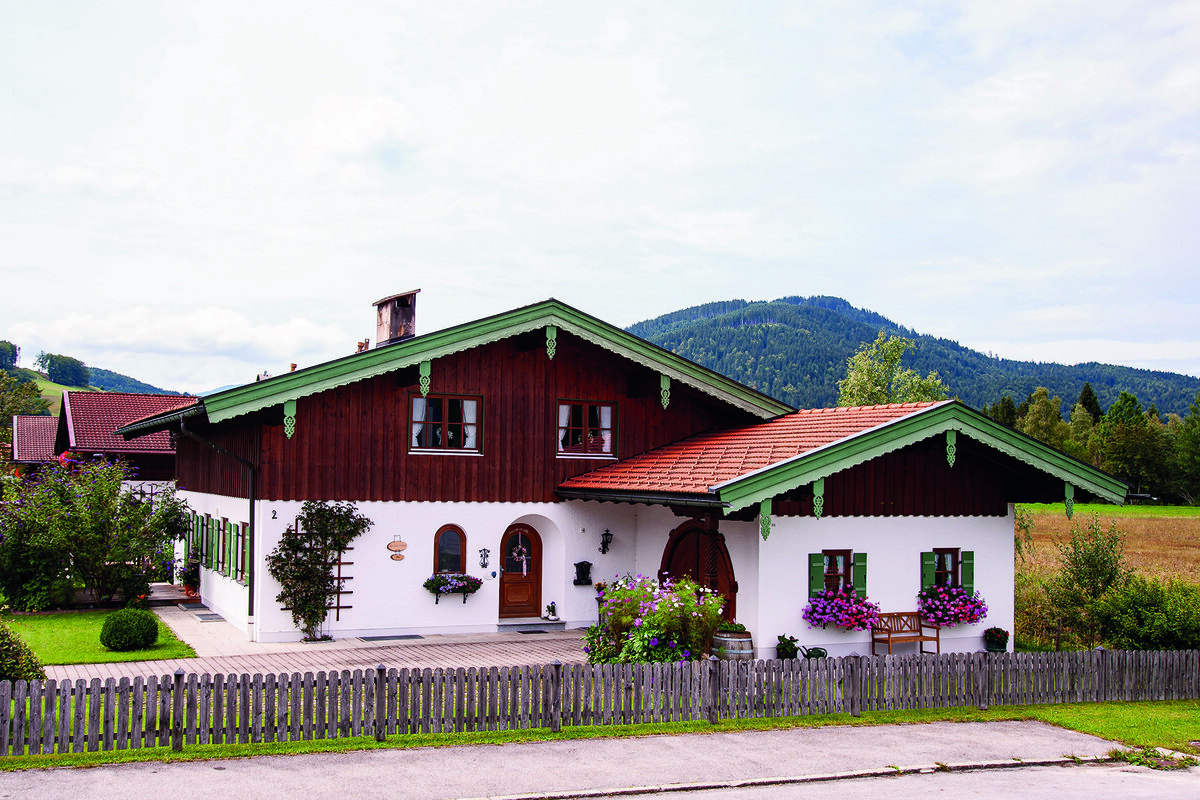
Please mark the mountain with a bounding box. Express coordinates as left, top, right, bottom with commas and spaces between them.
627, 297, 1200, 417
87, 367, 175, 395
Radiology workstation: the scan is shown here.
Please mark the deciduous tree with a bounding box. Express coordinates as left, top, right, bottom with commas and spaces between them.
34, 352, 89, 387
0, 341, 17, 370
1020, 387, 1068, 450
1173, 392, 1200, 504
837, 331, 948, 407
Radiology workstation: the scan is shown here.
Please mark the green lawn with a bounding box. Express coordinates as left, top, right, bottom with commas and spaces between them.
1019, 502, 1200, 518
1, 700, 1196, 770
4, 610, 195, 665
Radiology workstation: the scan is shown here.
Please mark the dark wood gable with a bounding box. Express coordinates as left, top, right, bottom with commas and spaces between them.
770, 435, 1058, 519
178, 331, 758, 503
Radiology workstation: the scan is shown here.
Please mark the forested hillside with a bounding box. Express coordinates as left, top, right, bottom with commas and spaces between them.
87, 367, 172, 395
628, 297, 1200, 416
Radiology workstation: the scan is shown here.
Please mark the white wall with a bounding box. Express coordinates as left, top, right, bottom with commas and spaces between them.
178, 490, 253, 636
749, 507, 1016, 658
179, 489, 1015, 652
181, 493, 656, 643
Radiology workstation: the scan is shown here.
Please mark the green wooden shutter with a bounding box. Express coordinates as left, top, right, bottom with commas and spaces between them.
808, 553, 824, 597
961, 550, 975, 594
202, 515, 210, 568
852, 552, 868, 595
921, 551, 936, 590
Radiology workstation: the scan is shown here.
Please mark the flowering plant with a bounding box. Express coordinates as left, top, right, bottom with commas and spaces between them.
916, 585, 988, 627
423, 573, 484, 603
802, 587, 881, 631
583, 573, 725, 664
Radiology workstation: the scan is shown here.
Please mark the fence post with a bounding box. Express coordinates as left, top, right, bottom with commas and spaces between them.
975, 652, 988, 711
172, 669, 184, 752
849, 657, 861, 718
1095, 647, 1108, 701
706, 656, 720, 725
550, 661, 562, 733
374, 664, 386, 742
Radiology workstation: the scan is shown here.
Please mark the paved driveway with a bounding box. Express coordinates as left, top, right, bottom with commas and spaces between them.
45, 602, 588, 681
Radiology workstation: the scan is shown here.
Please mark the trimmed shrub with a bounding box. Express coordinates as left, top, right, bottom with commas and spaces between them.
100, 608, 160, 652
0, 620, 46, 682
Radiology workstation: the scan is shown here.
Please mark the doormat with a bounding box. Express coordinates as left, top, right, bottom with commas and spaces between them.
517, 630, 547, 634
360, 634, 424, 641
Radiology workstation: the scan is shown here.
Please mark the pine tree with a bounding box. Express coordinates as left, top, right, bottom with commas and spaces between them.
1078, 382, 1103, 424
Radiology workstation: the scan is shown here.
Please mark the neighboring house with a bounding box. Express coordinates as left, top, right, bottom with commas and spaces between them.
117, 295, 1127, 656
10, 414, 58, 476
56, 391, 192, 496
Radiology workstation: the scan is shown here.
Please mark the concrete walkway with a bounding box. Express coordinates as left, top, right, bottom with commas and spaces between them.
45, 591, 588, 681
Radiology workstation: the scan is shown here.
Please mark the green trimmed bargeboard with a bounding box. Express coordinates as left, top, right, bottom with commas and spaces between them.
2, 649, 1196, 757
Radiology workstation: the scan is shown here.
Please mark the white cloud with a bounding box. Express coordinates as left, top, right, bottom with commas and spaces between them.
1, 1, 1198, 390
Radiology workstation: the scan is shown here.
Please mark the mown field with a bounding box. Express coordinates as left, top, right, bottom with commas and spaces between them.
1019, 503, 1200, 583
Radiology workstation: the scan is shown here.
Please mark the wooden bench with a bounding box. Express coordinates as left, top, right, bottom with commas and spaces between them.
871, 612, 940, 655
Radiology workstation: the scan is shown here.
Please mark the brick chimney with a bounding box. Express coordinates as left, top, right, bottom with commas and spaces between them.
373, 289, 420, 347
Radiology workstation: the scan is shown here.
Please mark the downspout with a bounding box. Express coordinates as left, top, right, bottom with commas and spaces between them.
179, 419, 257, 622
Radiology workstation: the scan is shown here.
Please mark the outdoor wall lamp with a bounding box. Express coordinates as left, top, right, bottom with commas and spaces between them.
598, 528, 614, 554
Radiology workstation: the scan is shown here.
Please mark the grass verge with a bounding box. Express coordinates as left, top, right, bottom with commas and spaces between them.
1019, 503, 1200, 519
3, 610, 196, 665
2, 700, 1196, 770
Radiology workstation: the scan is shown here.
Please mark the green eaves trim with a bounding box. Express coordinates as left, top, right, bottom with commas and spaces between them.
201, 299, 794, 424
714, 401, 1129, 512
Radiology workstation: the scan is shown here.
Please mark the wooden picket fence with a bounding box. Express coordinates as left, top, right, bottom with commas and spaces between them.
3, 649, 1198, 757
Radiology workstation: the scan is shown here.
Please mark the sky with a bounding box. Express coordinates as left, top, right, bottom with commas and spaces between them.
2, 1, 1198, 395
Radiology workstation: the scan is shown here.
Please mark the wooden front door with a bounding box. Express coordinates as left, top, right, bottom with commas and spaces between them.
658, 522, 737, 621
499, 524, 542, 618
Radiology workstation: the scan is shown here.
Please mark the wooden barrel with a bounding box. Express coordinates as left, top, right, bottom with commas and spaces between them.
713, 630, 754, 661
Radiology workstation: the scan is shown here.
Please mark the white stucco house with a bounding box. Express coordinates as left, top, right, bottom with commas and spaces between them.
117, 295, 1127, 657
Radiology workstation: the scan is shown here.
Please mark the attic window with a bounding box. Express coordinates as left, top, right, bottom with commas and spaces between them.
411, 395, 481, 453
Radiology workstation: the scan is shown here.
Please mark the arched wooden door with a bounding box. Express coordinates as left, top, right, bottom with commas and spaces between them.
499, 524, 542, 618
658, 522, 737, 620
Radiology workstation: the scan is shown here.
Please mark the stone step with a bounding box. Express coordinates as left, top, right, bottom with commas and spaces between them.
496, 618, 566, 633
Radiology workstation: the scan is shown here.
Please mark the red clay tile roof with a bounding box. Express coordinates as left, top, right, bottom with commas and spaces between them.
11, 415, 58, 463
62, 392, 194, 454
559, 402, 945, 497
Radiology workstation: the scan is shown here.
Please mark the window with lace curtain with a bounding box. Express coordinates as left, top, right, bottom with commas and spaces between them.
556, 401, 615, 457
410, 395, 481, 452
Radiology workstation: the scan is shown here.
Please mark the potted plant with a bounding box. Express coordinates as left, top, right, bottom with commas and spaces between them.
983, 626, 1009, 652
177, 558, 201, 599
423, 573, 484, 604
712, 620, 753, 660
776, 633, 799, 660
544, 601, 559, 621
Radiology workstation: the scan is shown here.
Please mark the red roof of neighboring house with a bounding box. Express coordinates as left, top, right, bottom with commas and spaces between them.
62, 392, 194, 454
11, 415, 58, 463
559, 402, 945, 496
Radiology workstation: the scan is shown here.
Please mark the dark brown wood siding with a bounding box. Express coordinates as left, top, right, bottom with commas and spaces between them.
773, 438, 1010, 518
184, 332, 756, 502
176, 424, 260, 498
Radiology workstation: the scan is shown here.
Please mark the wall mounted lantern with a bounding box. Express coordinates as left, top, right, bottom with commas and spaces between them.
598, 528, 614, 554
